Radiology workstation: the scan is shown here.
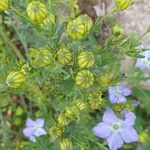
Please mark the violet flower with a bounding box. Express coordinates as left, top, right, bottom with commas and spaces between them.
135, 50, 150, 71
93, 108, 138, 150
108, 83, 132, 104
23, 118, 46, 142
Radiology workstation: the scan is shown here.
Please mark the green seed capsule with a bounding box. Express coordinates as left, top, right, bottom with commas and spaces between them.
0, 0, 9, 11
60, 139, 73, 150
75, 70, 94, 88
27, 1, 47, 23
78, 51, 95, 68
6, 71, 26, 88
115, 0, 133, 10
57, 46, 72, 65
112, 24, 124, 36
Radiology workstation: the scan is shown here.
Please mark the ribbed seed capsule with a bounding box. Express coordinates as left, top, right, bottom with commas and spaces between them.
76, 14, 93, 33
57, 46, 72, 65
88, 92, 103, 110
75, 70, 94, 88
0, 0, 9, 11
27, 1, 47, 23
67, 20, 85, 40
57, 114, 69, 126
78, 51, 95, 68
29, 48, 54, 68
49, 125, 64, 139
6, 71, 26, 88
112, 24, 124, 36
115, 0, 133, 10
60, 139, 73, 150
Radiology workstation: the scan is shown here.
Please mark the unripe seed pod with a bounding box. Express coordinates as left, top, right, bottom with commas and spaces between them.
115, 0, 133, 10
0, 0, 9, 11
6, 71, 26, 88
27, 1, 47, 23
29, 48, 54, 68
78, 51, 95, 68
57, 114, 69, 126
49, 124, 64, 139
57, 46, 72, 65
75, 70, 94, 88
42, 13, 55, 26
112, 24, 124, 36
60, 139, 73, 150
88, 92, 103, 110
76, 14, 93, 33
67, 20, 85, 40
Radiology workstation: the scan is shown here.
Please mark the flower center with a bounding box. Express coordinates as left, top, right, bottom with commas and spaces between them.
114, 89, 121, 97
112, 123, 120, 130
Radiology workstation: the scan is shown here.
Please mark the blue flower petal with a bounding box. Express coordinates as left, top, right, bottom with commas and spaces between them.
107, 132, 124, 150
120, 127, 138, 143
93, 122, 113, 139
34, 128, 47, 137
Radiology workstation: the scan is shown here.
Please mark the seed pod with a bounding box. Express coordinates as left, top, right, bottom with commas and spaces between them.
98, 73, 113, 87
57, 114, 69, 126
78, 51, 95, 68
65, 106, 80, 120
76, 14, 93, 33
60, 139, 73, 150
29, 48, 54, 68
88, 92, 103, 110
75, 70, 94, 88
0, 0, 9, 11
112, 24, 124, 36
27, 1, 47, 23
49, 124, 64, 139
76, 100, 86, 111
115, 0, 133, 10
42, 13, 55, 25
6, 71, 26, 88
57, 46, 72, 65
67, 20, 85, 40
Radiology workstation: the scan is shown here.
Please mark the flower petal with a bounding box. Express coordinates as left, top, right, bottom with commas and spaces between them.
103, 108, 117, 124
35, 119, 45, 127
26, 118, 36, 127
93, 122, 113, 139
29, 136, 36, 143
107, 132, 124, 150
123, 112, 136, 127
122, 88, 132, 96
23, 127, 34, 137
120, 127, 138, 143
34, 128, 47, 137
117, 96, 126, 103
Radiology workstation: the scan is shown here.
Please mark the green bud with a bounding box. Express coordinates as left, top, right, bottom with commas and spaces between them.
60, 139, 73, 150
15, 106, 23, 116
115, 0, 133, 10
6, 71, 26, 88
112, 24, 124, 36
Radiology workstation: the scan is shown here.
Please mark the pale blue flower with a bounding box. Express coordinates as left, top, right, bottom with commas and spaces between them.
135, 50, 150, 71
23, 118, 46, 142
93, 108, 138, 150
108, 83, 131, 104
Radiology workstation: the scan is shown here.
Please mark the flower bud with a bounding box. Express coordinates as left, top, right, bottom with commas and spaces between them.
98, 73, 113, 87
76, 100, 86, 111
49, 124, 64, 139
60, 139, 73, 150
29, 48, 54, 68
67, 20, 85, 40
27, 1, 47, 23
75, 70, 94, 88
57, 45, 72, 65
88, 92, 104, 110
115, 0, 133, 10
57, 114, 69, 126
139, 131, 149, 144
78, 51, 95, 68
6, 71, 26, 88
0, 0, 9, 11
112, 24, 124, 36
76, 14, 93, 33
